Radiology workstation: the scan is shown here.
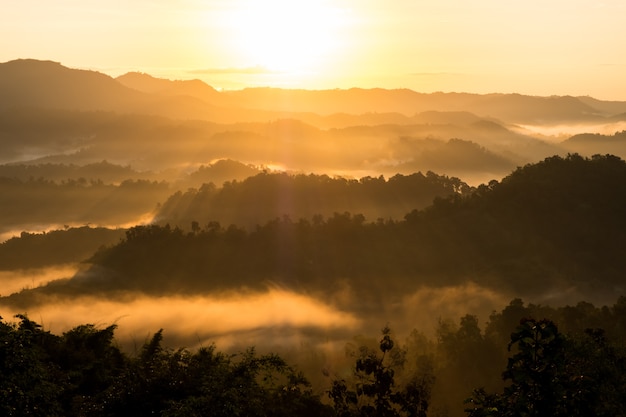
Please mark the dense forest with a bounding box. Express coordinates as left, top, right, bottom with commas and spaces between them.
2, 296, 626, 417
3, 60, 626, 416
4, 153, 623, 306
0, 227, 125, 271
154, 170, 470, 230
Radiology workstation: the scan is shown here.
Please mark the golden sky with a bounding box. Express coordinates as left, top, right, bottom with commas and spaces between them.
2, 0, 626, 99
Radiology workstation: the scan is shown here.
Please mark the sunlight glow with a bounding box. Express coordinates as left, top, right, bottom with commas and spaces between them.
224, 0, 347, 73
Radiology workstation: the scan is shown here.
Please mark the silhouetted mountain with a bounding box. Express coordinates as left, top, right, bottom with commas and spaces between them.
466, 94, 602, 124
412, 111, 483, 125
0, 226, 125, 270
178, 159, 262, 189
577, 96, 626, 116
0, 59, 146, 111
0, 176, 170, 236
3, 60, 624, 126
154, 170, 470, 230
393, 138, 516, 180
561, 131, 626, 159
1, 59, 621, 182
5, 154, 625, 305
0, 59, 222, 121
220, 88, 612, 124
116, 71, 221, 103
0, 161, 150, 184
1, 108, 536, 179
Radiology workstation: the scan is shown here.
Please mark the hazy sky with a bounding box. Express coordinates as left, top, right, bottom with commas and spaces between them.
2, 0, 626, 99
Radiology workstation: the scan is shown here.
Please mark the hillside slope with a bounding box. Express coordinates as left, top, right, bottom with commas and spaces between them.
3, 154, 625, 307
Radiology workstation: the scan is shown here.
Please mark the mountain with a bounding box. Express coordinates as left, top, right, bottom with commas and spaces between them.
177, 159, 263, 189
393, 138, 516, 179
561, 131, 626, 159
0, 59, 225, 121
219, 88, 611, 124
3, 154, 625, 306
3, 60, 624, 125
116, 71, 221, 103
577, 96, 626, 116
0, 59, 146, 111
0, 226, 125, 270
2, 59, 626, 212
153, 170, 469, 230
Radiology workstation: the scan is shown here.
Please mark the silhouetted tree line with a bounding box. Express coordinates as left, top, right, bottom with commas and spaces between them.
0, 161, 140, 184
0, 315, 329, 417
2, 296, 626, 416
44, 154, 624, 300
154, 170, 471, 230
0, 227, 125, 271
0, 176, 170, 228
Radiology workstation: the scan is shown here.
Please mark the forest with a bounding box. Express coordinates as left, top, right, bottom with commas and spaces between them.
2, 154, 626, 416
4, 153, 624, 306
2, 296, 626, 417
2, 61, 626, 416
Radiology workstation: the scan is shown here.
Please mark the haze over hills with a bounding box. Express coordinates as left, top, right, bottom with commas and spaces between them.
2, 153, 624, 309
4, 59, 626, 125
2, 58, 626, 244
4, 59, 626, 187
0, 59, 146, 112
2, 58, 626, 265
3, 58, 626, 416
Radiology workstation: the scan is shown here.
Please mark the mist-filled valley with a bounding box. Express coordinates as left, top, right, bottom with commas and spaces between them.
2, 59, 626, 416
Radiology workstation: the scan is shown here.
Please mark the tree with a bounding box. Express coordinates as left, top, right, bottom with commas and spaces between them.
0, 315, 64, 417
465, 318, 626, 417
329, 326, 432, 417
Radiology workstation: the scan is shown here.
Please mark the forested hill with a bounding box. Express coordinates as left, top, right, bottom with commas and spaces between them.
404, 153, 626, 295
4, 154, 626, 305
154, 170, 472, 229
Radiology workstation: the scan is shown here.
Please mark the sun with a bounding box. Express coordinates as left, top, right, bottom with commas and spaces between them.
226, 0, 346, 73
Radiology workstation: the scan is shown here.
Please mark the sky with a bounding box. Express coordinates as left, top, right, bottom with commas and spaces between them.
2, 0, 626, 99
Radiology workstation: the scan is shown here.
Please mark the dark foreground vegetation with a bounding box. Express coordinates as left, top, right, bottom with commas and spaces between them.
3, 297, 626, 417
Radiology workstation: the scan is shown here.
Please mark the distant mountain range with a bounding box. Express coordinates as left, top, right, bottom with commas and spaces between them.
3, 59, 626, 125
2, 58, 626, 239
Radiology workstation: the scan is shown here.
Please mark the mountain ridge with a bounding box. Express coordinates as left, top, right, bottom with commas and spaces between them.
3, 59, 626, 125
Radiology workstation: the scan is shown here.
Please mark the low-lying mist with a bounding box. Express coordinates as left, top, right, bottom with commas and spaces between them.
0, 281, 511, 353
1, 287, 357, 350
516, 120, 626, 140
0, 264, 81, 296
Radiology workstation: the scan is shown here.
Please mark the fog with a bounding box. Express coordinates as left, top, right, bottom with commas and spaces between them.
515, 120, 626, 141
0, 287, 356, 347
0, 264, 81, 296
2, 61, 626, 415
0, 277, 510, 353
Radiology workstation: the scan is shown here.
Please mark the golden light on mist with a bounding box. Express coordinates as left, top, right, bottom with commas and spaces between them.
396, 283, 509, 337
0, 265, 82, 296
3, 288, 360, 349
